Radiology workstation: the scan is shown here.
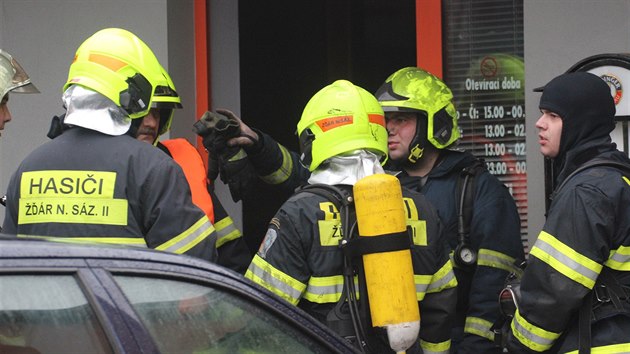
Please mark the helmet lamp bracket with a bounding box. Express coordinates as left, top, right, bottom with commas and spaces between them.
299, 128, 316, 169
120, 73, 152, 115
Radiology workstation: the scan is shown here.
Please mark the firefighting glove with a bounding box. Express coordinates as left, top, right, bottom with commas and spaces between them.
193, 111, 238, 180
193, 111, 258, 202
215, 108, 264, 154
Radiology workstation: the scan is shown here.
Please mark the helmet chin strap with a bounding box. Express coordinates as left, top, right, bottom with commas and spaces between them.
407, 143, 424, 163
126, 118, 142, 139
406, 111, 429, 164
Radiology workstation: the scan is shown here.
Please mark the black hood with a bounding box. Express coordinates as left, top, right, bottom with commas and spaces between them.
537, 72, 616, 174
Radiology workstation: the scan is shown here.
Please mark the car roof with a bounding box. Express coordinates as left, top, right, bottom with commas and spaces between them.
0, 235, 229, 271
0, 235, 361, 354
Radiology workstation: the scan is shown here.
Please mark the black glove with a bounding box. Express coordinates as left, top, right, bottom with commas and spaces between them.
193, 111, 258, 202
193, 111, 241, 149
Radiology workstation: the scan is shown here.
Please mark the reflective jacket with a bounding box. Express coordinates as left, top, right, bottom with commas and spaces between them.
246, 184, 458, 354
159, 138, 250, 273
2, 128, 217, 262
245, 132, 523, 353
506, 146, 630, 353
397, 149, 524, 354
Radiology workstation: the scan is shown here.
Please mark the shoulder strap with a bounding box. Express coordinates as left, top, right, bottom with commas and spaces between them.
453, 158, 486, 269
295, 184, 371, 352
551, 158, 630, 202
457, 158, 486, 241
566, 159, 630, 354
294, 183, 352, 212
579, 265, 630, 354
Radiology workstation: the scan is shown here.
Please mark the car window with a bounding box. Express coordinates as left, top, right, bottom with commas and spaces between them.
115, 275, 336, 354
0, 275, 112, 354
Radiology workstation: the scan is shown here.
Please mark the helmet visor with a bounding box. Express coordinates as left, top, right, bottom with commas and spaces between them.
152, 85, 182, 107
151, 84, 182, 137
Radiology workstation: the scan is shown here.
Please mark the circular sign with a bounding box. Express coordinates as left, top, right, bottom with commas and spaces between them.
600, 73, 623, 105
480, 57, 498, 78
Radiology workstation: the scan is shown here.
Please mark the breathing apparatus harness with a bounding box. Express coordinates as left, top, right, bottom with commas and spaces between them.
493, 157, 630, 354
295, 184, 369, 352
552, 158, 630, 354
295, 183, 413, 354
453, 158, 486, 269
396, 107, 480, 270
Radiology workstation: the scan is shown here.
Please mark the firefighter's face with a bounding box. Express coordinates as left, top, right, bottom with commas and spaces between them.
136, 108, 160, 144
536, 109, 563, 158
386, 112, 417, 162
0, 94, 11, 137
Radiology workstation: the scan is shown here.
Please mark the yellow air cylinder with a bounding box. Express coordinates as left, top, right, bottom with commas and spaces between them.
353, 173, 420, 353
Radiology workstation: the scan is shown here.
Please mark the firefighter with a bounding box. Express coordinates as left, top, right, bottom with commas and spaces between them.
133, 68, 250, 273
2, 28, 217, 262
0, 50, 39, 232
504, 72, 630, 353
219, 67, 524, 353
244, 79, 457, 354
0, 49, 39, 138
375, 67, 524, 353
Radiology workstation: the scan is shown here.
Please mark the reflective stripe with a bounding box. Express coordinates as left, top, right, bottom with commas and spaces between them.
17, 217, 213, 254
245, 255, 305, 305
624, 176, 630, 186
414, 274, 430, 301
303, 275, 353, 303
415, 260, 457, 301
566, 342, 630, 354
403, 197, 418, 219
290, 270, 444, 304
227, 148, 248, 162
18, 171, 127, 226
478, 248, 522, 276
511, 309, 561, 352
530, 231, 602, 289
155, 215, 214, 254
464, 316, 494, 341
214, 216, 242, 248
605, 245, 630, 271
420, 339, 450, 354
17, 234, 148, 246
306, 271, 444, 304
403, 197, 427, 246
248, 257, 451, 307
260, 145, 293, 185
427, 259, 458, 293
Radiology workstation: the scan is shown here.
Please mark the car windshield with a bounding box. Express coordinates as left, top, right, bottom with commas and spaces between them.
0, 275, 112, 354
115, 275, 335, 354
